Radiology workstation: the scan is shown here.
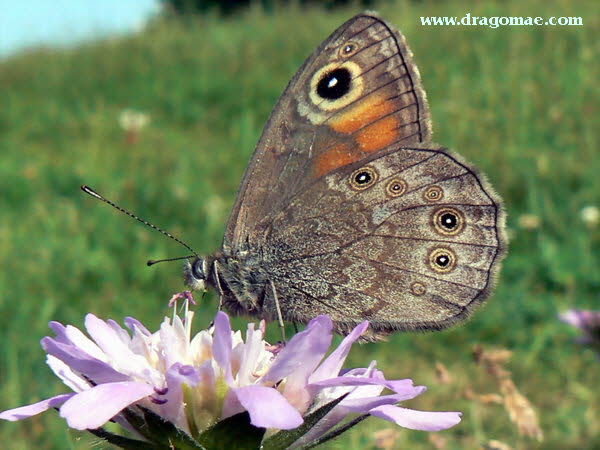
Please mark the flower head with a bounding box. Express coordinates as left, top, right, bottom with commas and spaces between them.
118, 109, 150, 131
118, 108, 150, 145
580, 205, 599, 228
560, 309, 600, 355
517, 213, 541, 230
1, 299, 461, 447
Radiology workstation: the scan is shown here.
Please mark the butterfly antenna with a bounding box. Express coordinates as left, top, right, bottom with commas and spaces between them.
147, 255, 195, 266
81, 185, 199, 258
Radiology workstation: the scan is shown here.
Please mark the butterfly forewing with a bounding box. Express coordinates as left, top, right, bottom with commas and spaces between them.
225, 13, 430, 249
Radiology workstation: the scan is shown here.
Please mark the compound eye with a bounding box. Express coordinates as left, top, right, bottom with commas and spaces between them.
192, 258, 206, 280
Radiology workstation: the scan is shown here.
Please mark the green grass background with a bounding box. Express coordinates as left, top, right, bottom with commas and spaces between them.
0, 0, 598, 448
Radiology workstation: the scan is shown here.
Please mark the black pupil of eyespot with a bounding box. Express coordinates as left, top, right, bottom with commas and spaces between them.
317, 68, 352, 100
392, 184, 400, 190
436, 255, 450, 267
355, 171, 371, 184
440, 213, 458, 229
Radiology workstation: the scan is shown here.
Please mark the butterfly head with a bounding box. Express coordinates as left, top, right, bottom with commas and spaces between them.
184, 257, 209, 292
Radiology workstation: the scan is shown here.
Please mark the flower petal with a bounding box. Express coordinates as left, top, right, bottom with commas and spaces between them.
310, 321, 369, 383
560, 310, 584, 328
85, 314, 159, 382
59, 381, 154, 430
107, 319, 133, 345
233, 385, 303, 430
222, 389, 244, 420
370, 405, 462, 431
160, 315, 190, 368
560, 309, 600, 332
42, 337, 127, 384
46, 355, 94, 392
236, 323, 266, 386
159, 363, 201, 433
48, 321, 69, 343
63, 322, 108, 362
263, 315, 332, 383
124, 317, 151, 336
339, 393, 421, 412
0, 394, 73, 421
212, 311, 233, 383
263, 316, 333, 413
85, 314, 136, 359
310, 376, 423, 400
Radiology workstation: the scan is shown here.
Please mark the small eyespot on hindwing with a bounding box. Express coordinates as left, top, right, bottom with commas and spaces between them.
349, 166, 378, 190
385, 177, 407, 197
432, 207, 465, 236
428, 247, 457, 273
424, 185, 444, 202
410, 281, 427, 296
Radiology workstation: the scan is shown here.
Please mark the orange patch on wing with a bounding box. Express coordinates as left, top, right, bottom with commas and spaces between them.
315, 95, 403, 177
315, 143, 364, 177
356, 115, 399, 151
330, 94, 395, 134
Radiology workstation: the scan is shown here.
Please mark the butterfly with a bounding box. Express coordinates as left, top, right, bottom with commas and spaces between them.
183, 12, 507, 340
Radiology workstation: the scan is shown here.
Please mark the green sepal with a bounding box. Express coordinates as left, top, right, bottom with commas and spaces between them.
261, 393, 348, 450
302, 413, 369, 449
122, 407, 205, 449
88, 427, 163, 450
197, 411, 266, 450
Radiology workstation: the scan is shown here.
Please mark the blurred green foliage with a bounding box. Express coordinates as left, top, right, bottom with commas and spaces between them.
0, 0, 598, 448
161, 0, 375, 16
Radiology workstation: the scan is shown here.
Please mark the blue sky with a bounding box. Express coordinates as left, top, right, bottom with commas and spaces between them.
0, 0, 160, 57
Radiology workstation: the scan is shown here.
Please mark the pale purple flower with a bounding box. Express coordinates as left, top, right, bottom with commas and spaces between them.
1, 300, 461, 446
560, 309, 600, 353
260, 316, 461, 446
0, 305, 300, 434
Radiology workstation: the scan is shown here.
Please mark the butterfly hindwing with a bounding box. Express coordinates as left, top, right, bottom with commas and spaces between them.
262, 144, 506, 338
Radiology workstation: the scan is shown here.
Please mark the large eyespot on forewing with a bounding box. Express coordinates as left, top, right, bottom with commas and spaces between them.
309, 61, 364, 111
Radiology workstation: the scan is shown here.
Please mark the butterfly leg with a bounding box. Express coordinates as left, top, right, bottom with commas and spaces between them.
213, 260, 224, 312
270, 279, 287, 343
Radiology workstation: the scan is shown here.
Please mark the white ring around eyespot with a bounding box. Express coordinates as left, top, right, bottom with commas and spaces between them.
308, 61, 364, 111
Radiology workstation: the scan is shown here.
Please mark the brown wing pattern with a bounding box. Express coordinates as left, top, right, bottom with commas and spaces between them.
225, 13, 430, 249
262, 145, 507, 338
